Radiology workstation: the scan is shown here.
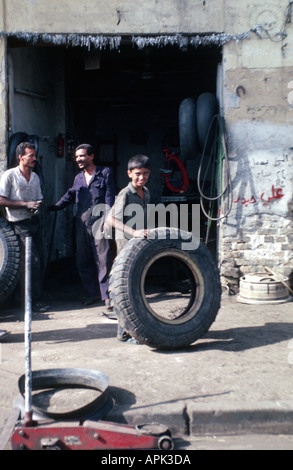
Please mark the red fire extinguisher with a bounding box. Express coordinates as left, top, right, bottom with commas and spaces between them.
57, 134, 64, 158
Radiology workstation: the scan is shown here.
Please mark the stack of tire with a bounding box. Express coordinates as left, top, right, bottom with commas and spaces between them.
0, 218, 20, 304
179, 92, 218, 162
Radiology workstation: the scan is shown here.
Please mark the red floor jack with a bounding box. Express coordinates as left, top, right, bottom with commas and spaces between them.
10, 237, 174, 451
11, 420, 174, 451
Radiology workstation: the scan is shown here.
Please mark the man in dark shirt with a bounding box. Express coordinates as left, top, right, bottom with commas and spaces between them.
49, 144, 115, 308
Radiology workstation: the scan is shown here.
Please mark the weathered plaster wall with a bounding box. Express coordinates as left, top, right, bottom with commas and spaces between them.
219, 119, 293, 283
219, 19, 293, 285
3, 0, 224, 35
3, 0, 288, 40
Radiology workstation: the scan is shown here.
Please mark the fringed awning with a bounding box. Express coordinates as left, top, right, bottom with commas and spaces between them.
0, 31, 252, 50
133, 32, 251, 49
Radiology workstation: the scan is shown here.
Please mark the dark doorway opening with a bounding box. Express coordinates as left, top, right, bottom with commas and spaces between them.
65, 42, 222, 253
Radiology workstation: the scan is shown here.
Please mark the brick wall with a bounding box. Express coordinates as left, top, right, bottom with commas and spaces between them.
220, 205, 293, 289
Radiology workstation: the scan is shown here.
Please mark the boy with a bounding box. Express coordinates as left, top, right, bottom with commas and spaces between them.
106, 154, 151, 252
106, 154, 151, 342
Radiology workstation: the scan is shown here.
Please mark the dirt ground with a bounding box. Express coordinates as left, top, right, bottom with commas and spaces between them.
1, 259, 293, 450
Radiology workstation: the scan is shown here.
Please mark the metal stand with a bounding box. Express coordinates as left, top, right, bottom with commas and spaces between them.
24, 236, 34, 426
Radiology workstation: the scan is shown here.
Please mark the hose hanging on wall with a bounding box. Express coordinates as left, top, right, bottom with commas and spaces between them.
197, 115, 233, 228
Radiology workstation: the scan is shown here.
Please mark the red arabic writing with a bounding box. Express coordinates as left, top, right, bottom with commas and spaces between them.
234, 185, 284, 207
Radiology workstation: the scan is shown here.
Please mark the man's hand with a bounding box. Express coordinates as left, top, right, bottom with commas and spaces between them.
26, 201, 41, 211
27, 200, 42, 213
0, 196, 42, 212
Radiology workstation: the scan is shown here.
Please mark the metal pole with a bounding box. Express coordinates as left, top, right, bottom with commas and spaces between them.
24, 236, 33, 425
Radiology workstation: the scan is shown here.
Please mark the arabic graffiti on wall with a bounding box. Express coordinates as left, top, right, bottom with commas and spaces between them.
234, 184, 284, 207
233, 150, 292, 210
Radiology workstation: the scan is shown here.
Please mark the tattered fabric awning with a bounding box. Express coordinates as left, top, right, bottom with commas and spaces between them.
0, 31, 252, 50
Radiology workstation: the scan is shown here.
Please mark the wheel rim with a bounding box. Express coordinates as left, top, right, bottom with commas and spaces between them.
140, 249, 205, 325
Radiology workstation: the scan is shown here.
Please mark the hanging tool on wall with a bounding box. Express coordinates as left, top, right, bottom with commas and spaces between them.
160, 148, 189, 194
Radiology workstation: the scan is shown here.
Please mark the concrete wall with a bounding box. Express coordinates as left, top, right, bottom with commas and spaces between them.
219, 5, 293, 285
3, 0, 224, 34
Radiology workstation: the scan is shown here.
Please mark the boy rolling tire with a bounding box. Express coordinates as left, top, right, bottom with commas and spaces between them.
109, 227, 221, 350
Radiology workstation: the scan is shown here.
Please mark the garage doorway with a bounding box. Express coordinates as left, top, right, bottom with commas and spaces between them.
66, 41, 222, 246
7, 38, 222, 266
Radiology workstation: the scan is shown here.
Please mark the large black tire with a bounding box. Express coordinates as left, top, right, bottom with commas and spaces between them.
0, 218, 21, 304
179, 98, 197, 162
109, 228, 221, 349
196, 92, 217, 153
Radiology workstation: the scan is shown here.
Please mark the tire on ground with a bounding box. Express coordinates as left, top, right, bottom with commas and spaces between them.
109, 228, 221, 349
0, 218, 20, 304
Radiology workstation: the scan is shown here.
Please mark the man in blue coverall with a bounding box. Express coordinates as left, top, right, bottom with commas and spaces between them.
49, 144, 115, 309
